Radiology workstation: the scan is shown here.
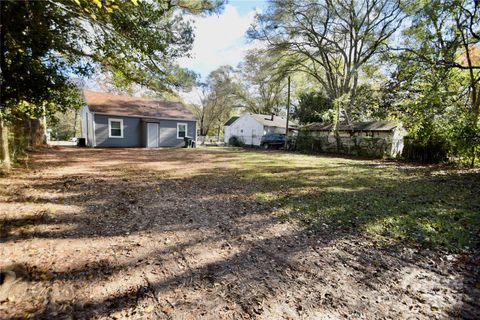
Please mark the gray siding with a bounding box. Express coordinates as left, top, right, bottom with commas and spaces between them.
92, 114, 196, 148
94, 114, 142, 147
158, 120, 196, 147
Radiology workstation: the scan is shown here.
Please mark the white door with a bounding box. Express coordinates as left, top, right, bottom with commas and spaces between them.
147, 123, 159, 148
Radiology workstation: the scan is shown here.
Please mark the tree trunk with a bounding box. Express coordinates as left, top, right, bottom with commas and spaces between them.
0, 118, 11, 170
459, 25, 479, 167
73, 110, 77, 138
199, 114, 206, 144
28, 118, 32, 147
334, 100, 341, 153
471, 106, 478, 167
471, 146, 476, 168
344, 75, 358, 125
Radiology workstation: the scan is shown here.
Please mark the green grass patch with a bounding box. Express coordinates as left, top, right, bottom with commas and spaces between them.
215, 149, 480, 252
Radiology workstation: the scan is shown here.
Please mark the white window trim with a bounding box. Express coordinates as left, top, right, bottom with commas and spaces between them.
108, 118, 124, 138
177, 122, 188, 139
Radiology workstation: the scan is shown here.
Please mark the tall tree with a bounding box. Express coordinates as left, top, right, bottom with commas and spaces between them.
236, 49, 288, 114
249, 0, 403, 123
293, 91, 333, 124
392, 0, 480, 165
0, 0, 223, 169
192, 66, 237, 137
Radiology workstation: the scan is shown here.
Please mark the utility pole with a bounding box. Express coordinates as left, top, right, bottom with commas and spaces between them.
284, 75, 291, 150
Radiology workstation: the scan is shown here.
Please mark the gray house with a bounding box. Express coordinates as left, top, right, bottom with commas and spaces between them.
81, 90, 196, 148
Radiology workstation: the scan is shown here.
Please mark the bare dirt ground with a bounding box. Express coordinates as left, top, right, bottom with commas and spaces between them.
1, 147, 479, 319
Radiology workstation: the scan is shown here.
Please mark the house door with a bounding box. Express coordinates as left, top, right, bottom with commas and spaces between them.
147, 123, 159, 148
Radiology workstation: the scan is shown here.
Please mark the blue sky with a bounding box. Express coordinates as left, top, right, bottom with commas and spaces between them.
178, 0, 268, 79
231, 0, 267, 15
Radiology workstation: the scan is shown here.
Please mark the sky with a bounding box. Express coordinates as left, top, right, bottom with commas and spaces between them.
178, 0, 268, 79
85, 1, 268, 102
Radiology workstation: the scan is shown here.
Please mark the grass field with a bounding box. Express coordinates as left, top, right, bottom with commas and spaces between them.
219, 148, 480, 252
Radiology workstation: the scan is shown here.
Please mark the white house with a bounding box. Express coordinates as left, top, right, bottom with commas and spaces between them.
224, 113, 296, 146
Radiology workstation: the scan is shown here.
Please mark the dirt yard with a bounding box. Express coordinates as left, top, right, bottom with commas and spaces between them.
1, 147, 479, 319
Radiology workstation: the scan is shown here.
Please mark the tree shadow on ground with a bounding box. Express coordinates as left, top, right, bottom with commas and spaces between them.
1, 148, 479, 319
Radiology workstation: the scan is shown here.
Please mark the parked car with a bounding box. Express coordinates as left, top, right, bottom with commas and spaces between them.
260, 133, 285, 149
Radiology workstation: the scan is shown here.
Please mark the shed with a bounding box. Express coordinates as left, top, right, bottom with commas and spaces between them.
303, 121, 401, 136
299, 121, 406, 158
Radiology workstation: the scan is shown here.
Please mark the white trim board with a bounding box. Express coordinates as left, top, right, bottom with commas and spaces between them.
108, 118, 124, 138
177, 122, 188, 139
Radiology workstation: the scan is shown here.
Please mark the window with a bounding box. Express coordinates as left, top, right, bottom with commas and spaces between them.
108, 118, 123, 138
177, 123, 187, 139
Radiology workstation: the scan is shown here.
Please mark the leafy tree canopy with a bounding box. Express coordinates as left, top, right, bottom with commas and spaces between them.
388, 0, 480, 165
0, 0, 224, 117
235, 49, 288, 114
292, 92, 333, 124
248, 0, 403, 122
192, 65, 238, 136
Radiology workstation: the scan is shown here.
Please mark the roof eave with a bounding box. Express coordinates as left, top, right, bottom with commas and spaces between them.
91, 111, 197, 122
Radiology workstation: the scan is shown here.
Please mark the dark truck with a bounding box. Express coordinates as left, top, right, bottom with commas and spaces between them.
260, 133, 285, 149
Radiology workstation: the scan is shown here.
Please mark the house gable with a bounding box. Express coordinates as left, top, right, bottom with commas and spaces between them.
224, 116, 239, 126
223, 114, 264, 146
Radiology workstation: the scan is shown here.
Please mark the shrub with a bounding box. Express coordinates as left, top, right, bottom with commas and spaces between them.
402, 137, 449, 164
296, 133, 325, 153
228, 136, 244, 147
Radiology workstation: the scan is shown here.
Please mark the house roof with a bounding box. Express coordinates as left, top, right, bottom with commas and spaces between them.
83, 90, 195, 120
303, 121, 401, 132
249, 113, 296, 128
224, 116, 239, 126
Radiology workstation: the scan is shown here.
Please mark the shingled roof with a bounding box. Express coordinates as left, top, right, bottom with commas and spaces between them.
83, 90, 195, 120
303, 121, 401, 132
250, 114, 297, 128
224, 116, 239, 126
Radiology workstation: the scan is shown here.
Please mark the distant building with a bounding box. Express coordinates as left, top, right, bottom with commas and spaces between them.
299, 121, 406, 158
224, 113, 296, 146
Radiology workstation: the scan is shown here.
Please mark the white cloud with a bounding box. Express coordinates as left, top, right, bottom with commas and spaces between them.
180, 86, 202, 105
178, 5, 259, 79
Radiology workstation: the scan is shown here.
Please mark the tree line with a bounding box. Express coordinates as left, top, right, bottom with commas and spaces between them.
194, 0, 479, 166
